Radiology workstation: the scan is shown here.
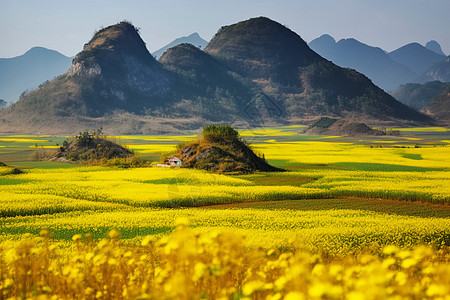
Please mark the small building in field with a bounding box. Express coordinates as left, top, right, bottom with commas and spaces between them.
156, 157, 183, 167
167, 157, 182, 166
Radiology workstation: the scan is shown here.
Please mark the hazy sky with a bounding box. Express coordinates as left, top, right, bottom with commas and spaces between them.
0, 0, 449, 58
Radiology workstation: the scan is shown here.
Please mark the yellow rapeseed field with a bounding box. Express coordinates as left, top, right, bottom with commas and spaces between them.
0, 126, 449, 299
1, 221, 450, 299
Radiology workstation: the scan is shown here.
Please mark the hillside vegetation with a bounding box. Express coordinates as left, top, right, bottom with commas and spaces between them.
159, 43, 252, 121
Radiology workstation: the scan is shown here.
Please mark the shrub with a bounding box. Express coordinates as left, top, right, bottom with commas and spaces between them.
202, 125, 240, 144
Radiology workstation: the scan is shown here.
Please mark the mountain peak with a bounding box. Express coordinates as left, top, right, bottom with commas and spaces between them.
389, 42, 446, 75
188, 32, 201, 38
26, 46, 53, 54
152, 32, 208, 59
308, 34, 337, 62
16, 47, 68, 60
0, 46, 72, 103
425, 40, 446, 56
73, 21, 152, 67
205, 16, 321, 83
69, 20, 166, 88
207, 16, 309, 51
208, 17, 307, 48
83, 21, 139, 49
317, 34, 336, 43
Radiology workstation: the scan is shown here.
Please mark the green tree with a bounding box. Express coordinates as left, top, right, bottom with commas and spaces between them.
0, 99, 8, 109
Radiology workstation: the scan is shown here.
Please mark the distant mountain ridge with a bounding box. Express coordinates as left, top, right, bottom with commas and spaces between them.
309, 35, 416, 91
0, 18, 433, 134
152, 33, 208, 59
0, 47, 72, 103
309, 36, 446, 91
388, 43, 446, 76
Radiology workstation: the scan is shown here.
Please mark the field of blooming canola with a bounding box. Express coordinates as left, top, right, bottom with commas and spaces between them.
1, 220, 450, 299
0, 126, 449, 298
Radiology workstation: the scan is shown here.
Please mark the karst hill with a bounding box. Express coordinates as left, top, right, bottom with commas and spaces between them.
0, 18, 434, 134
205, 17, 432, 125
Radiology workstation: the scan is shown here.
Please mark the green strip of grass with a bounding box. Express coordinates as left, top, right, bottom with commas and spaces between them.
399, 153, 422, 160
1, 225, 173, 240
10, 161, 79, 169
0, 178, 33, 185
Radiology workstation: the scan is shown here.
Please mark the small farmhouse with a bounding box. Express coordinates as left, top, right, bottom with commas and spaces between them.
168, 157, 182, 166
157, 157, 182, 167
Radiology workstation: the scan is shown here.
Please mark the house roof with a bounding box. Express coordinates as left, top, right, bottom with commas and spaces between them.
168, 157, 182, 162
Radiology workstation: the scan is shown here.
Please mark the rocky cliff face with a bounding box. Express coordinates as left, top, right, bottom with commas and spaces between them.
68, 62, 102, 77
68, 21, 171, 103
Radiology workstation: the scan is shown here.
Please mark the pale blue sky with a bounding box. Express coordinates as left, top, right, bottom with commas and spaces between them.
0, 0, 449, 58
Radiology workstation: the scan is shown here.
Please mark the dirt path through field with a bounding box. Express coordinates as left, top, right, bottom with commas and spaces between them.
202, 198, 450, 218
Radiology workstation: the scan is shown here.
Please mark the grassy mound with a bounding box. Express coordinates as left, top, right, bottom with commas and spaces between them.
52, 130, 133, 164
170, 125, 282, 174
306, 117, 385, 136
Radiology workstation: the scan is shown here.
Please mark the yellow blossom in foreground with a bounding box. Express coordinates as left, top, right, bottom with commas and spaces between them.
0, 223, 449, 299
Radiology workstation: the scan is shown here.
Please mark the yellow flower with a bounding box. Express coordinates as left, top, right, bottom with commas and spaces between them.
401, 258, 417, 269
108, 229, 120, 239
284, 291, 305, 300
175, 217, 190, 228
426, 284, 448, 297
72, 234, 82, 242
242, 280, 265, 296
141, 235, 156, 246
